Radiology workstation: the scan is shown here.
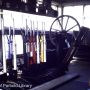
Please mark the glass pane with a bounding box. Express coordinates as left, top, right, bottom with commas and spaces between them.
62, 17, 79, 31
3, 10, 55, 31
84, 5, 90, 28
84, 5, 90, 17
15, 35, 23, 54
64, 6, 83, 28
3, 10, 56, 58
58, 7, 61, 16
64, 6, 83, 17
5, 35, 23, 58
51, 20, 62, 32
3, 10, 13, 27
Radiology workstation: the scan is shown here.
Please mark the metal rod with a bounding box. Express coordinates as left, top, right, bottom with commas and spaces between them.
21, 15, 29, 67
12, 17, 17, 70
30, 21, 33, 58
29, 20, 33, 64
25, 19, 29, 54
25, 18, 30, 66
36, 21, 40, 64
40, 22, 44, 62
1, 11, 7, 73
7, 25, 13, 60
43, 22, 46, 62
32, 21, 37, 63
67, 24, 77, 32
65, 17, 69, 30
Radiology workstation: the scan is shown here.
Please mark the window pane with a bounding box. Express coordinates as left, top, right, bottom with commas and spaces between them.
64, 6, 83, 29
5, 35, 23, 58
3, 10, 56, 57
3, 10, 55, 31
58, 7, 61, 16
84, 5, 90, 28
15, 35, 23, 54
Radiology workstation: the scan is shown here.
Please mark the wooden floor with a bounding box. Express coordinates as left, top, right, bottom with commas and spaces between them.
53, 60, 90, 90
31, 73, 79, 90
68, 60, 90, 82
31, 60, 90, 90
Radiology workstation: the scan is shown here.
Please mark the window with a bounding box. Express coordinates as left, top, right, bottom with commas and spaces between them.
2, 10, 55, 59
63, 5, 90, 29
3, 10, 55, 31
84, 5, 90, 28
64, 6, 83, 29
5, 35, 23, 58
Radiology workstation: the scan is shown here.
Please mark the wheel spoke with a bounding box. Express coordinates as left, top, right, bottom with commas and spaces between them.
52, 28, 61, 32
67, 24, 78, 32
57, 19, 63, 30
65, 17, 69, 30
61, 17, 63, 30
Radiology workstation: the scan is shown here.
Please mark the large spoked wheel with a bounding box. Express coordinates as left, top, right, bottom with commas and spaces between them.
49, 15, 80, 47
